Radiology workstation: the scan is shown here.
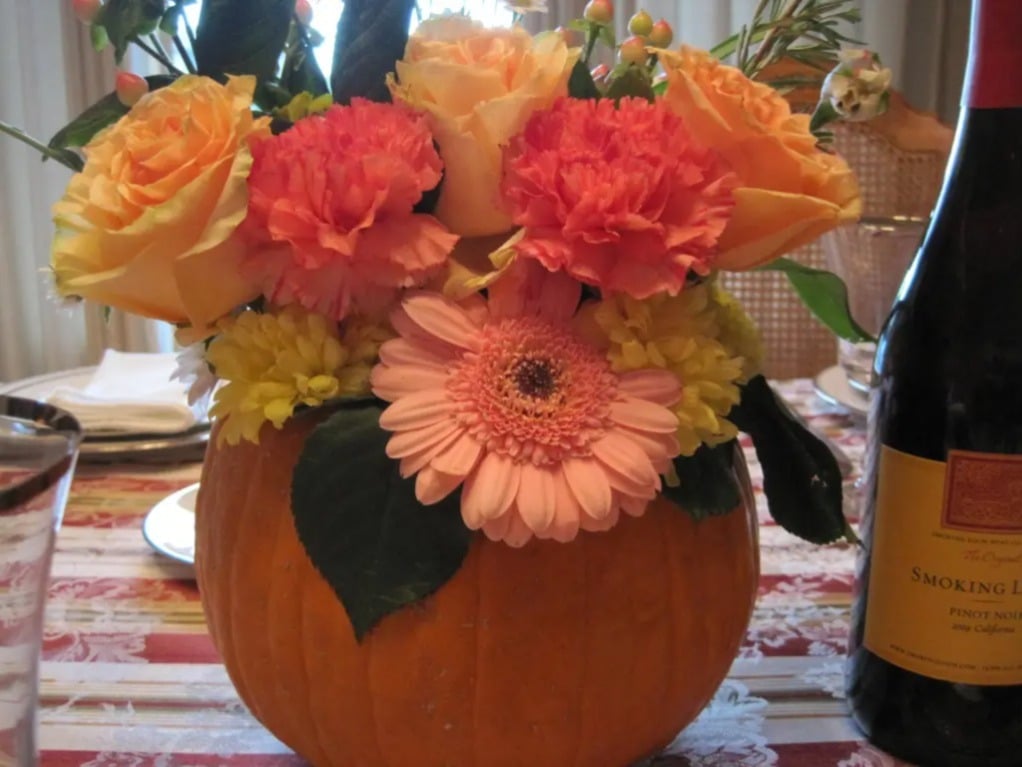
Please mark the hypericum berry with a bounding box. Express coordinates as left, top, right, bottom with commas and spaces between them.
295, 0, 313, 26
628, 10, 653, 37
649, 19, 674, 48
583, 0, 614, 25
618, 35, 648, 65
71, 0, 101, 23
115, 71, 148, 107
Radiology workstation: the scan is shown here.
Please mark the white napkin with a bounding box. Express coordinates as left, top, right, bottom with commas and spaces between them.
47, 350, 207, 435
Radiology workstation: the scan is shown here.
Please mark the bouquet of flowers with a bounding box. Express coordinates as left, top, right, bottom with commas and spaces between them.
0, 0, 890, 628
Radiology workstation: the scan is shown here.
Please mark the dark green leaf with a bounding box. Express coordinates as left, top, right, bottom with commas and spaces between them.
94, 0, 165, 62
46, 148, 86, 172
730, 375, 854, 544
194, 0, 293, 85
159, 4, 182, 35
809, 99, 840, 134
331, 0, 416, 103
661, 441, 741, 521
283, 33, 329, 97
606, 66, 655, 103
291, 401, 472, 641
48, 75, 177, 151
568, 59, 601, 100
760, 257, 874, 343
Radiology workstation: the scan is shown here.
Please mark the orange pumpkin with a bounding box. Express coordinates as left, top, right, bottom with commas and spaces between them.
195, 413, 760, 767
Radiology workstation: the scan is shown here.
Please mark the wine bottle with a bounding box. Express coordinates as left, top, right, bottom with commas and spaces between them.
846, 2, 1022, 764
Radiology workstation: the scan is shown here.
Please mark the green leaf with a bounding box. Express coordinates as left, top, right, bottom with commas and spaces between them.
809, 99, 840, 134
331, 0, 416, 103
283, 36, 329, 97
760, 257, 874, 343
90, 23, 110, 52
94, 0, 165, 63
193, 0, 293, 85
730, 375, 855, 544
159, 4, 182, 35
48, 75, 177, 151
661, 441, 741, 521
606, 66, 655, 103
290, 401, 472, 641
597, 24, 616, 49
0, 121, 84, 172
567, 59, 601, 100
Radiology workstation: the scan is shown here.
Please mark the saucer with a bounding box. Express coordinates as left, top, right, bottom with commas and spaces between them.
814, 365, 869, 418
142, 483, 197, 566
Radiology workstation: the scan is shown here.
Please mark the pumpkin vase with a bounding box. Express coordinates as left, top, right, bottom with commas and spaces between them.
195, 413, 760, 767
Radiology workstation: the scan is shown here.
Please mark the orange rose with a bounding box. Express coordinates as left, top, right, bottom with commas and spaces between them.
389, 16, 579, 237
659, 47, 861, 270
51, 75, 269, 329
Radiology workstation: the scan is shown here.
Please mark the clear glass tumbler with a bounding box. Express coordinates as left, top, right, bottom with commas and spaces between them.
822, 216, 927, 393
0, 396, 81, 767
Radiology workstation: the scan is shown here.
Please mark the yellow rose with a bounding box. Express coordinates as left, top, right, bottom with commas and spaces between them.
389, 16, 579, 237
659, 47, 862, 270
51, 75, 270, 329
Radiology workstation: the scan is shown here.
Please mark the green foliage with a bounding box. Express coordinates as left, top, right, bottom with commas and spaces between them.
606, 65, 655, 103
93, 0, 165, 63
568, 60, 601, 100
48, 75, 177, 153
661, 441, 742, 520
760, 257, 874, 343
194, 0, 293, 86
331, 0, 416, 104
282, 22, 329, 97
731, 375, 856, 544
290, 401, 472, 641
711, 0, 860, 79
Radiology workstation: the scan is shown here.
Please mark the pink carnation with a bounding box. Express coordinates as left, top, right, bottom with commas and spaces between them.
242, 99, 458, 320
501, 97, 738, 298
371, 261, 682, 547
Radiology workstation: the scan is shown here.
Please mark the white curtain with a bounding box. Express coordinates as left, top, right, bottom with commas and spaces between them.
0, 4, 173, 384
0, 0, 965, 383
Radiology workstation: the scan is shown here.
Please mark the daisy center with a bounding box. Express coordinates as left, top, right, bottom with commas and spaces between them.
510, 357, 558, 400
447, 315, 618, 466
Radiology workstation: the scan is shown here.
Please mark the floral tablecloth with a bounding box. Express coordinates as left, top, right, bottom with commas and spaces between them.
37, 379, 907, 767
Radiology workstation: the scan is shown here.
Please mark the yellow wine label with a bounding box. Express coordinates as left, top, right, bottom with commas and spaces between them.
864, 446, 1022, 686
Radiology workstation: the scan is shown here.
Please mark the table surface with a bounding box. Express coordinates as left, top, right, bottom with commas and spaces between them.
37, 379, 911, 767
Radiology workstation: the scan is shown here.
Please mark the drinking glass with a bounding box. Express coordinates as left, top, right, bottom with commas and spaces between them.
0, 396, 81, 767
823, 216, 927, 392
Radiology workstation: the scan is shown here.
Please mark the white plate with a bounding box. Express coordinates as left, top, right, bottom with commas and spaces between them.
814, 365, 869, 418
142, 483, 197, 565
0, 368, 210, 462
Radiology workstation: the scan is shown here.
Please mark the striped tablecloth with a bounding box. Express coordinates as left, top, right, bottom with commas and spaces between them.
38, 379, 908, 767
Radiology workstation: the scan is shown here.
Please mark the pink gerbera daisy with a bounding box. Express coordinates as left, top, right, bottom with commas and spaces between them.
370, 262, 682, 546
501, 96, 738, 299
241, 99, 458, 320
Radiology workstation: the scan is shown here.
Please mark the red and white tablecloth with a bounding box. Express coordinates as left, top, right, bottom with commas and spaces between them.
37, 379, 910, 766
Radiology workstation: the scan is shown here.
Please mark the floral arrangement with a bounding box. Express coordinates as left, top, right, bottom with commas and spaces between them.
4, 0, 885, 637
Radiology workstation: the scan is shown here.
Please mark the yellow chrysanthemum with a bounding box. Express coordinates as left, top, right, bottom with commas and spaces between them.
585, 283, 756, 456
710, 282, 764, 382
273, 91, 333, 123
207, 305, 391, 445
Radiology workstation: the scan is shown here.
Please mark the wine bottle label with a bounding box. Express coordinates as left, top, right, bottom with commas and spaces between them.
864, 445, 1022, 686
